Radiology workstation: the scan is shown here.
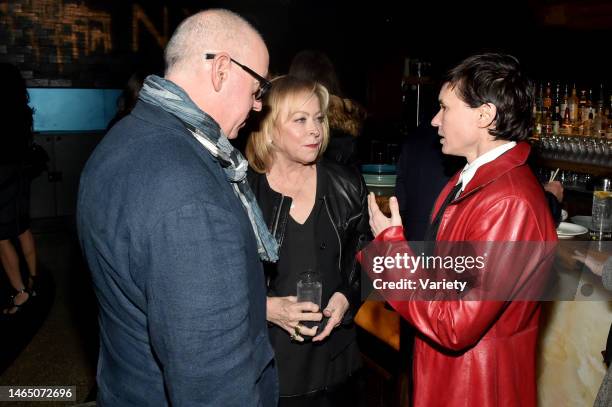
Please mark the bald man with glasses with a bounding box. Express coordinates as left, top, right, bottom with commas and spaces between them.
78, 9, 279, 406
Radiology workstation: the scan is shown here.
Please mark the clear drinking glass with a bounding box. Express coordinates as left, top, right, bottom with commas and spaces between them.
297, 270, 322, 330
297, 270, 322, 308
591, 178, 612, 240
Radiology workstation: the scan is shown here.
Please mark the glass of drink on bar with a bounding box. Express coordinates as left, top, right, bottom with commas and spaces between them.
591, 178, 612, 240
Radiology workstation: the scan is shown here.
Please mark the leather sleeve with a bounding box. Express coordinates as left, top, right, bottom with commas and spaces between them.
375, 197, 553, 351
339, 174, 371, 324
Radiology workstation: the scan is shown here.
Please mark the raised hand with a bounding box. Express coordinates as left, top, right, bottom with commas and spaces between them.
367, 192, 402, 237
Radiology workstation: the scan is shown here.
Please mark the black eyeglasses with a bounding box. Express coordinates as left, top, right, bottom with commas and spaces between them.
205, 53, 271, 101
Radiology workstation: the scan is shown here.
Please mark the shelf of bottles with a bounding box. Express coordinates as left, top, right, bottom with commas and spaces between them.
531, 82, 612, 170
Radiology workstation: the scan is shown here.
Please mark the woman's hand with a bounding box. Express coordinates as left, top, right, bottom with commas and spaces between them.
312, 292, 349, 342
367, 193, 402, 237
267, 296, 322, 341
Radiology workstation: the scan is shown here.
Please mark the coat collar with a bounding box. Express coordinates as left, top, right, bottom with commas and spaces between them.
447, 141, 531, 202
129, 100, 219, 167
130, 100, 188, 135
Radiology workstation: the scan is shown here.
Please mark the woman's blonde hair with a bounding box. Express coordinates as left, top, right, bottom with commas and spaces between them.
246, 75, 330, 173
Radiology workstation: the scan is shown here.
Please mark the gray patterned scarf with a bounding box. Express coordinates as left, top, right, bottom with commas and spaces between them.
139, 75, 278, 262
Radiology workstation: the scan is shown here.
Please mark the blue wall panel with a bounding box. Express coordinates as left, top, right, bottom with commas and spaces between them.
28, 88, 121, 132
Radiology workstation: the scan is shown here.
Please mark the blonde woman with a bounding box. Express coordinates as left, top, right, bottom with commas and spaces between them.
289, 50, 366, 167
247, 75, 369, 406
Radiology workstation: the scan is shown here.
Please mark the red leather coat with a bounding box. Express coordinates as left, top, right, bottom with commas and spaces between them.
378, 142, 557, 406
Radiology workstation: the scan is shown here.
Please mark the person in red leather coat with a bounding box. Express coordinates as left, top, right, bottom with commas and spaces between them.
366, 53, 558, 406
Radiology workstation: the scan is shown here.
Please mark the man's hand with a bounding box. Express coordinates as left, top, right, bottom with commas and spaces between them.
544, 181, 564, 203
367, 193, 402, 237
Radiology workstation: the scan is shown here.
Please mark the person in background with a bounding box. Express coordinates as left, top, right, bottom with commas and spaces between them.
106, 71, 146, 130
247, 75, 369, 406
544, 180, 564, 224
0, 63, 39, 315
289, 50, 366, 167
572, 250, 612, 407
367, 53, 557, 407
77, 9, 278, 406
544, 180, 563, 202
395, 124, 465, 240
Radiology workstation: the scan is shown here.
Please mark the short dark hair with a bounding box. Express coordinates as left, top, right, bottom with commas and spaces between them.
445, 53, 534, 141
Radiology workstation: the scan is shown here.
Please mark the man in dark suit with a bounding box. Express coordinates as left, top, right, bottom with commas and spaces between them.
77, 9, 278, 406
395, 124, 465, 240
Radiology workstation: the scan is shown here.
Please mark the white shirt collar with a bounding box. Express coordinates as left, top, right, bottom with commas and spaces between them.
457, 142, 517, 191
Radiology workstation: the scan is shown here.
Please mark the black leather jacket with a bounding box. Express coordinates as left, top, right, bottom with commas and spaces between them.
248, 159, 370, 322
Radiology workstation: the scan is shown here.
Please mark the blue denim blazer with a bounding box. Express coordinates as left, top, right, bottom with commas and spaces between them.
77, 101, 278, 406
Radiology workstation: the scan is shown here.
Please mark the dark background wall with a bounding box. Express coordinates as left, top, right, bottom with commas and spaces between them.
2, 0, 612, 96
1, 0, 611, 218
0, 0, 187, 88
3, 0, 612, 145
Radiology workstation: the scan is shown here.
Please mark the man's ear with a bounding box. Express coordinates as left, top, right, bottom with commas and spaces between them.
477, 103, 497, 129
210, 54, 232, 93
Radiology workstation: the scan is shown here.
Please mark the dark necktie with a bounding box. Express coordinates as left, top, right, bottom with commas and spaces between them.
424, 182, 462, 242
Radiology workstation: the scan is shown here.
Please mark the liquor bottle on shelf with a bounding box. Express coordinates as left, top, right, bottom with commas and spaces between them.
554, 82, 561, 101
607, 100, 612, 139
560, 84, 569, 121
584, 88, 593, 127
534, 107, 542, 136
534, 83, 543, 136
578, 89, 588, 125
598, 85, 607, 131
592, 104, 604, 137
569, 83, 578, 123
560, 104, 572, 135
584, 109, 593, 137
554, 82, 561, 105
543, 82, 552, 110
552, 95, 561, 135
542, 107, 553, 136
574, 106, 584, 136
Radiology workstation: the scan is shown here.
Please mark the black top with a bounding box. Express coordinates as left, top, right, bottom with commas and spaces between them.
248, 159, 369, 325
268, 208, 320, 300
261, 168, 359, 396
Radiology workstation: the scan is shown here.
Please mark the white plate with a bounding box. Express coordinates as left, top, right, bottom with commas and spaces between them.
569, 215, 591, 230
556, 221, 588, 238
